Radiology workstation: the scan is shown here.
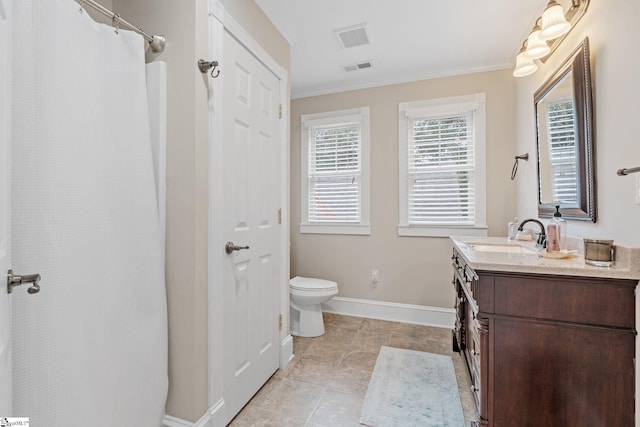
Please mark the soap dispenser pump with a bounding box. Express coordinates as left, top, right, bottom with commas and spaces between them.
547, 205, 566, 252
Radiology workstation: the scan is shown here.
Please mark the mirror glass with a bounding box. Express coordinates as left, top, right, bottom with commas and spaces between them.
534, 38, 595, 222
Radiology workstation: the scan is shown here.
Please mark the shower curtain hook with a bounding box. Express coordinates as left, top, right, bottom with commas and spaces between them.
78, 0, 84, 14
113, 13, 121, 34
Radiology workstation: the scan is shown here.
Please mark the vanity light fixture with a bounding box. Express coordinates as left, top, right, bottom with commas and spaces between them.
513, 0, 589, 77
524, 23, 551, 59
513, 42, 537, 77
540, 1, 571, 40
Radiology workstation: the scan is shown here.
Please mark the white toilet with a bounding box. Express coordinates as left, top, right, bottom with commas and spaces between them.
289, 276, 339, 337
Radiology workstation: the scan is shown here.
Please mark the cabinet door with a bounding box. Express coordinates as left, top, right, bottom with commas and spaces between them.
465, 301, 482, 415
453, 277, 465, 352
492, 318, 634, 427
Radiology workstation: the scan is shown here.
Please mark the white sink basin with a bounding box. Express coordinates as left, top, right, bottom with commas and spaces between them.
467, 242, 539, 255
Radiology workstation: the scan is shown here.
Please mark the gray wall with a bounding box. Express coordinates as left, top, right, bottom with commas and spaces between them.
113, 0, 289, 422
85, 0, 112, 24
97, 0, 640, 420
291, 69, 517, 309
514, 1, 640, 247
511, 1, 640, 413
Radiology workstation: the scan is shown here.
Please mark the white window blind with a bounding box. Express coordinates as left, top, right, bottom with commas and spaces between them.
398, 94, 487, 237
546, 99, 578, 204
308, 123, 361, 222
300, 107, 370, 235
408, 113, 475, 225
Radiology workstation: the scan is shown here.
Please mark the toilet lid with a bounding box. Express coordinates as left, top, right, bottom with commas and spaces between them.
290, 276, 338, 291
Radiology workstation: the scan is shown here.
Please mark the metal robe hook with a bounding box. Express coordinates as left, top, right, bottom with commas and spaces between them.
113, 13, 121, 34
198, 59, 221, 78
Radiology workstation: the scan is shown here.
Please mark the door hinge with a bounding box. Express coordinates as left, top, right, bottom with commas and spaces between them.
279, 314, 283, 331
278, 208, 282, 224
278, 104, 282, 119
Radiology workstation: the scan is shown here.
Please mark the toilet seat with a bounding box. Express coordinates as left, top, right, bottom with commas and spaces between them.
290, 276, 338, 292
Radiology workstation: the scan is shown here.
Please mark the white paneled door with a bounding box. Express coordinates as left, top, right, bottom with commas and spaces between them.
222, 30, 282, 421
0, 0, 12, 415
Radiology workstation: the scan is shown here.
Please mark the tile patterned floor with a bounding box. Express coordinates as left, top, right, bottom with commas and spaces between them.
230, 313, 478, 427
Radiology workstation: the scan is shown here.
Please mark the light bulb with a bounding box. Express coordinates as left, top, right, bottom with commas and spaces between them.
513, 47, 537, 77
540, 1, 571, 40
525, 25, 550, 59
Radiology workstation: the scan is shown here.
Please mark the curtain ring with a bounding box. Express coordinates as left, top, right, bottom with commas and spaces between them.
511, 153, 529, 180
113, 13, 121, 34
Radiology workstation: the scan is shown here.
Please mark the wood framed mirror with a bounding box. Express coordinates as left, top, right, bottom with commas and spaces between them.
534, 37, 595, 222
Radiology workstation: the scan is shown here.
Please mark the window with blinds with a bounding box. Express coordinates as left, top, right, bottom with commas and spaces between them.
300, 107, 370, 235
308, 123, 361, 222
398, 94, 487, 237
408, 114, 475, 225
545, 99, 578, 204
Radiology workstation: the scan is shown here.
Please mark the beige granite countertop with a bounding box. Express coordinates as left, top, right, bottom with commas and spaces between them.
450, 236, 640, 281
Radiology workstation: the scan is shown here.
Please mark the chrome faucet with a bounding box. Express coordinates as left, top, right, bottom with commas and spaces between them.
517, 219, 547, 248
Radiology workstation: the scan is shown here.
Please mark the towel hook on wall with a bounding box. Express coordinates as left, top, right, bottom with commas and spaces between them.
198, 59, 221, 78
511, 153, 529, 180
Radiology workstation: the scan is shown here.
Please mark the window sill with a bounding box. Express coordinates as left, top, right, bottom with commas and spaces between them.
397, 225, 488, 238
300, 223, 370, 236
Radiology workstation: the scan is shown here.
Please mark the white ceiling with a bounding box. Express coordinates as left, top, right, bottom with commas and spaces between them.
255, 0, 549, 99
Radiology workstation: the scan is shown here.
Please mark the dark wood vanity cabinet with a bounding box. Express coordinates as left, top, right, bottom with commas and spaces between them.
452, 248, 637, 427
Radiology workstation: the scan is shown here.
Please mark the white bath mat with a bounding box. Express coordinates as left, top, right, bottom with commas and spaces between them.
360, 346, 465, 427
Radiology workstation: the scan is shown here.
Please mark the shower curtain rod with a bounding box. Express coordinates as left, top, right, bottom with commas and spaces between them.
75, 0, 166, 53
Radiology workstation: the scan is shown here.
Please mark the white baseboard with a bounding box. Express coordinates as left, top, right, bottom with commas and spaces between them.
162, 337, 292, 427
280, 334, 294, 369
162, 414, 207, 427
322, 296, 455, 329
162, 399, 224, 427
162, 300, 451, 427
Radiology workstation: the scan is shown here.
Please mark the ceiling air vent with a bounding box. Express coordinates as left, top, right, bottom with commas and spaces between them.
342, 61, 373, 72
335, 24, 370, 49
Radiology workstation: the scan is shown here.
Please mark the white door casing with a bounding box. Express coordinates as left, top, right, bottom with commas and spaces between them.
0, 0, 12, 415
220, 29, 282, 423
206, 4, 291, 425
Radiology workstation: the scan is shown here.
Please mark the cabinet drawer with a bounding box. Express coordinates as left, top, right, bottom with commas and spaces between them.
493, 275, 636, 328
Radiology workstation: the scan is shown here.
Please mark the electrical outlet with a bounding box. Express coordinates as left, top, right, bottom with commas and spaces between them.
371, 269, 379, 288
636, 174, 640, 205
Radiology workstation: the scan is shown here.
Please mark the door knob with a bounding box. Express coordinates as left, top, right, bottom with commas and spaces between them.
7, 269, 41, 294
225, 242, 250, 254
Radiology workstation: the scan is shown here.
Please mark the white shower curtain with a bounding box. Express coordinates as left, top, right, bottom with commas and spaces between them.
10, 0, 168, 425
